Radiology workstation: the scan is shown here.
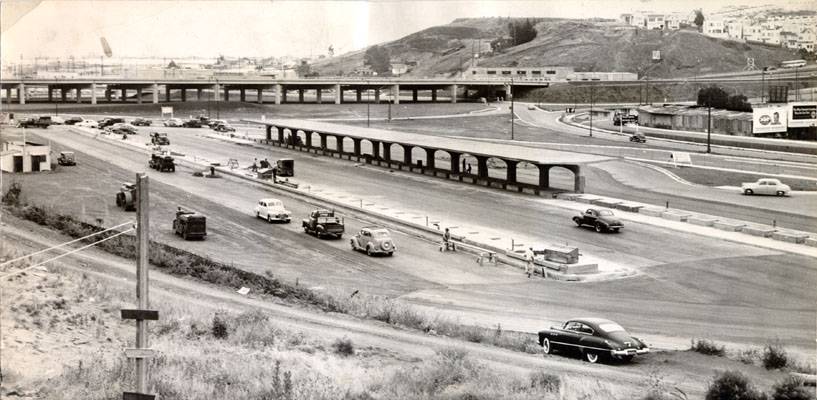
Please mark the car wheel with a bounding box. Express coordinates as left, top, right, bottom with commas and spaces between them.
612, 228, 620, 233
388, 252, 394, 257
542, 338, 552, 355
595, 223, 603, 233
619, 355, 634, 363
573, 217, 582, 227
776, 191, 785, 196
585, 351, 599, 364
744, 189, 753, 195
366, 245, 373, 256
350, 240, 357, 250
268, 215, 273, 223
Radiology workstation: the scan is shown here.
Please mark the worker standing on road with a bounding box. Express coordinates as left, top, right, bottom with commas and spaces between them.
440, 228, 454, 252
524, 247, 534, 278
251, 158, 258, 172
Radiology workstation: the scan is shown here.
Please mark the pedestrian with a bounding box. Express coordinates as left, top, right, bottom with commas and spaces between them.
466, 163, 472, 174
272, 167, 277, 183
524, 247, 534, 278
440, 228, 453, 252
251, 158, 258, 172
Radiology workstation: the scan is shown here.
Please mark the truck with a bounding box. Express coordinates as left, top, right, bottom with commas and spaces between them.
302, 209, 344, 239
150, 132, 170, 145
115, 183, 137, 211
17, 116, 54, 128
149, 152, 175, 172
173, 208, 207, 240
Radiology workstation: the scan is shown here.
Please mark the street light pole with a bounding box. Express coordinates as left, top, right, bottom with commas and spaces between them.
510, 77, 514, 140
589, 85, 594, 137
707, 104, 712, 154
761, 67, 767, 103
367, 81, 370, 127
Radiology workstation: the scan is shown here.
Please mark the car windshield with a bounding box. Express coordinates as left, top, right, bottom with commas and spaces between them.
598, 210, 614, 216
598, 323, 625, 333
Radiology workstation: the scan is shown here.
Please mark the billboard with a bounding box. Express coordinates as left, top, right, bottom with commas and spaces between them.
789, 102, 817, 128
753, 105, 787, 134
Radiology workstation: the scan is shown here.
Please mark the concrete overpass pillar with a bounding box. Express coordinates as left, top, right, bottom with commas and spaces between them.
335, 84, 342, 104
504, 84, 512, 100
181, 88, 187, 102
374, 89, 380, 102
277, 127, 285, 142
371, 140, 380, 160
356, 89, 362, 102
316, 88, 322, 104
240, 88, 246, 102
305, 131, 313, 148
257, 88, 263, 104
17, 83, 25, 105
298, 89, 304, 103
223, 87, 229, 102
392, 84, 400, 104
153, 84, 160, 103
47, 86, 53, 102
137, 88, 143, 104
449, 152, 461, 173
412, 89, 418, 102
505, 160, 518, 184
403, 145, 412, 165
165, 86, 171, 102
319, 133, 327, 150
352, 138, 362, 156
73, 87, 80, 104
61, 88, 67, 102
572, 166, 585, 194
336, 135, 344, 153
431, 89, 437, 102
121, 88, 127, 102
425, 148, 436, 169
6, 88, 12, 104
91, 83, 97, 104
282, 89, 288, 103
274, 84, 282, 105
450, 84, 458, 103
266, 126, 272, 141
197, 88, 203, 101
212, 83, 220, 101
382, 143, 392, 162
105, 88, 111, 102
537, 165, 551, 189
476, 156, 488, 178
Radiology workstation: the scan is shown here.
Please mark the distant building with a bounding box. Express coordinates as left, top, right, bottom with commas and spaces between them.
620, 11, 682, 30
391, 63, 409, 76
1, 141, 52, 173
644, 14, 666, 30
704, 19, 729, 39
464, 67, 637, 81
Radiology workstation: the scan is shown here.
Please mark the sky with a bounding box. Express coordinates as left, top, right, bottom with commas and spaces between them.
2, 0, 816, 63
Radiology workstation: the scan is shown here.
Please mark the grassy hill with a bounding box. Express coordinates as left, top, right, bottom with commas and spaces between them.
312, 17, 803, 79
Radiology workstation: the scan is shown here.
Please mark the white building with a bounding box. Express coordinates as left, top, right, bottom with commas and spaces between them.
704, 19, 729, 39
0, 141, 51, 173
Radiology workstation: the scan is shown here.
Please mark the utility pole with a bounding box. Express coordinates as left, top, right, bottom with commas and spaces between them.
509, 78, 515, 140
761, 67, 767, 103
366, 81, 370, 127
122, 173, 158, 400
707, 104, 712, 153
589, 85, 594, 137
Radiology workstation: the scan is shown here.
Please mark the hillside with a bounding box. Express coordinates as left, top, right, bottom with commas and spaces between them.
311, 17, 803, 79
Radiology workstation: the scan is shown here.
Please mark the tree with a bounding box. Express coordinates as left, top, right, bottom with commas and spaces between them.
726, 94, 752, 112
694, 9, 705, 31
364, 45, 391, 74
508, 19, 538, 46
296, 60, 311, 77
697, 85, 729, 108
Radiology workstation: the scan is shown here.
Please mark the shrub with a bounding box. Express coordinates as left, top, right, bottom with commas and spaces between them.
763, 342, 788, 370
211, 313, 229, 339
2, 182, 22, 206
705, 370, 767, 400
770, 376, 812, 400
529, 370, 561, 392
333, 337, 355, 356
691, 339, 725, 356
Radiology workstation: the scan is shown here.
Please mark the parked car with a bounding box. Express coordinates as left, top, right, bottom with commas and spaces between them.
213, 123, 235, 132
741, 178, 790, 196
572, 208, 622, 233
57, 151, 76, 166
538, 318, 649, 363
98, 117, 125, 128
63, 116, 85, 125
528, 105, 537, 110
163, 118, 183, 127
302, 209, 344, 238
208, 119, 227, 128
17, 116, 53, 128
182, 119, 203, 128
351, 227, 396, 256
110, 123, 137, 135
629, 132, 646, 143
131, 117, 152, 126
173, 207, 207, 240
75, 119, 99, 129
254, 198, 291, 223
150, 132, 170, 145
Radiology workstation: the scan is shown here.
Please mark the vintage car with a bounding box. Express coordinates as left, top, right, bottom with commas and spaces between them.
98, 117, 125, 128
538, 318, 649, 363
741, 178, 790, 196
213, 123, 236, 132
208, 119, 227, 128
163, 118, 183, 127
150, 132, 170, 145
75, 119, 99, 129
254, 198, 291, 223
17, 116, 54, 128
182, 119, 203, 128
173, 207, 207, 240
351, 227, 396, 256
131, 117, 152, 126
57, 151, 76, 166
629, 132, 646, 143
572, 208, 623, 233
63, 116, 85, 125
302, 209, 344, 239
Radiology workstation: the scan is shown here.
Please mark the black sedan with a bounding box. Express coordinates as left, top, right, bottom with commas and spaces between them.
538, 318, 649, 363
131, 117, 152, 126
182, 119, 203, 128
572, 208, 623, 233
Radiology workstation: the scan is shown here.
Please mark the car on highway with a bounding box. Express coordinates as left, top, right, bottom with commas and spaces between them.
131, 117, 152, 126
98, 117, 125, 128
208, 119, 227, 128
528, 105, 537, 110
629, 132, 646, 143
254, 198, 291, 223
303, 209, 344, 239
17, 116, 54, 128
182, 119, 204, 128
163, 118, 183, 127
213, 122, 235, 132
75, 119, 99, 129
573, 208, 622, 233
173, 207, 207, 240
351, 227, 396, 256
63, 116, 86, 125
109, 123, 137, 135
741, 178, 790, 196
538, 318, 649, 364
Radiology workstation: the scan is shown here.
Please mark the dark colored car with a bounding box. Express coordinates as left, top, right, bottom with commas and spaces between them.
63, 116, 85, 125
173, 208, 207, 240
98, 117, 125, 128
182, 119, 203, 128
538, 318, 649, 364
573, 208, 623, 233
17, 116, 53, 128
213, 123, 235, 132
132, 117, 152, 126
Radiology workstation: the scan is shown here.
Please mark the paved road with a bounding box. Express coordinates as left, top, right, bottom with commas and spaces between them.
18, 126, 815, 358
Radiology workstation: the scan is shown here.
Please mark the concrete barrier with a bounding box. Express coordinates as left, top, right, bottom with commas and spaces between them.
615, 202, 646, 212
806, 238, 817, 247
639, 207, 665, 217
771, 230, 810, 244
687, 215, 718, 227
591, 198, 623, 208
742, 224, 777, 238
556, 193, 580, 201
712, 220, 747, 231
575, 194, 602, 204
661, 211, 692, 222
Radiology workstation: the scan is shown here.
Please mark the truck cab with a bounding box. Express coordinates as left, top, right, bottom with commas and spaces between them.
173, 208, 207, 240
302, 209, 344, 238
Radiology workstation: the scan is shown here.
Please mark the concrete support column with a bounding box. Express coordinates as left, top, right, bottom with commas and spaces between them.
266, 126, 272, 141
319, 133, 327, 150
277, 127, 285, 142
17, 83, 25, 105
181, 88, 187, 102
476, 156, 488, 178
392, 84, 400, 104
121, 88, 127, 103
403, 145, 412, 165
74, 87, 81, 104
137, 88, 143, 104
505, 160, 518, 184
7, 88, 13, 104
165, 86, 171, 102
47, 86, 53, 102
374, 89, 380, 102
153, 84, 159, 103
450, 84, 458, 103
224, 88, 229, 102
298, 89, 304, 103
356, 89, 362, 102
316, 89, 322, 104
382, 143, 392, 162
91, 83, 97, 104
105, 88, 112, 102
572, 166, 585, 194
425, 148, 436, 169
537, 165, 551, 189
257, 88, 263, 104
282, 89, 288, 103
432, 89, 437, 102
61, 88, 67, 102
198, 88, 203, 101
336, 136, 344, 153
352, 138, 362, 156
371, 140, 380, 160
412, 89, 418, 102
449, 152, 461, 173
212, 83, 220, 101
274, 84, 282, 105
240, 88, 246, 102
335, 84, 342, 104
305, 131, 313, 148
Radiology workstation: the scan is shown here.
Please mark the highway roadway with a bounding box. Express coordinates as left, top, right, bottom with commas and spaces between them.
17, 125, 816, 358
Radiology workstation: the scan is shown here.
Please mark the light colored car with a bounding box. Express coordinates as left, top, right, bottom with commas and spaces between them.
254, 198, 291, 223
75, 119, 99, 129
741, 178, 790, 196
527, 105, 537, 110
163, 118, 183, 127
351, 227, 396, 256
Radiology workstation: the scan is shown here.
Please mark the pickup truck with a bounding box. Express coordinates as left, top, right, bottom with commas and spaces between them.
302, 209, 344, 239
17, 116, 54, 128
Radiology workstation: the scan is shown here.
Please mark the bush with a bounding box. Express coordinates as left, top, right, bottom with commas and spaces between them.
691, 339, 726, 356
2, 182, 22, 206
770, 376, 812, 400
332, 337, 355, 356
211, 313, 229, 339
763, 342, 788, 370
706, 370, 767, 400
529, 370, 560, 392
